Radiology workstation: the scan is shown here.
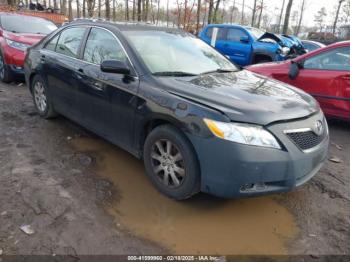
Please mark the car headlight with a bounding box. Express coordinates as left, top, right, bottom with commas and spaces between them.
5, 39, 31, 51
204, 119, 281, 149
280, 46, 290, 56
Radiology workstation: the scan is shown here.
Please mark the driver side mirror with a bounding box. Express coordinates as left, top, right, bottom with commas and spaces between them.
101, 60, 130, 75
240, 36, 250, 43
288, 60, 303, 80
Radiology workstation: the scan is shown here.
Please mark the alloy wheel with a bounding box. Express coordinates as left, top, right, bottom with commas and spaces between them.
150, 139, 186, 188
33, 81, 47, 113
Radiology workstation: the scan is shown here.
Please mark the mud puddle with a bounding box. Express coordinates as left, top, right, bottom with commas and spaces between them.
72, 137, 298, 255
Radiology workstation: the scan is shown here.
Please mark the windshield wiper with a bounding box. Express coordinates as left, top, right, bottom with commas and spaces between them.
152, 71, 198, 77
200, 68, 237, 75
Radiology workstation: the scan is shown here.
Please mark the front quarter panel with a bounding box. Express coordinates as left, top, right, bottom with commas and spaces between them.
133, 75, 229, 152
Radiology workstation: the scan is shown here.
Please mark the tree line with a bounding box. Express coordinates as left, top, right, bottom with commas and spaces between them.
6, 0, 350, 37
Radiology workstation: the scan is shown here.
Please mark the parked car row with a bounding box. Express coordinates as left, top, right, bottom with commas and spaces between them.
247, 41, 350, 122
199, 24, 306, 66
21, 19, 330, 200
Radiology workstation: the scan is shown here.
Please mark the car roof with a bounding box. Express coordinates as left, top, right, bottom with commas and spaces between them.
69, 19, 183, 32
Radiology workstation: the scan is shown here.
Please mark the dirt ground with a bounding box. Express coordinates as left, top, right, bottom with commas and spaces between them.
0, 82, 349, 256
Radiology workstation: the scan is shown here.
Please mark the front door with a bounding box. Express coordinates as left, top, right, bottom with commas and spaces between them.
292, 46, 350, 119
76, 27, 139, 150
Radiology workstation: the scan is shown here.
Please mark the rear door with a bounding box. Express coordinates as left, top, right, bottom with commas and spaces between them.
76, 27, 139, 150
222, 27, 252, 66
40, 26, 88, 120
292, 46, 350, 119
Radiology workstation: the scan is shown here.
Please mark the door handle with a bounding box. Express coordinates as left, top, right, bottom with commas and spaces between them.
40, 54, 45, 62
91, 81, 104, 91
76, 68, 85, 79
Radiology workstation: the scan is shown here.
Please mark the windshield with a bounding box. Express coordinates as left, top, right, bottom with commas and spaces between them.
1, 15, 57, 34
124, 30, 237, 75
246, 27, 265, 39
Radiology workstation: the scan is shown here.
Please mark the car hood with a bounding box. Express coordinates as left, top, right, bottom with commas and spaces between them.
157, 70, 318, 125
4, 31, 45, 45
258, 32, 304, 49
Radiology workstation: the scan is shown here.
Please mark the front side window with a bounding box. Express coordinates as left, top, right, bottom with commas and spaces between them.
124, 30, 237, 75
1, 15, 57, 34
45, 34, 60, 51
226, 29, 248, 42
56, 27, 86, 58
304, 47, 350, 71
83, 28, 127, 65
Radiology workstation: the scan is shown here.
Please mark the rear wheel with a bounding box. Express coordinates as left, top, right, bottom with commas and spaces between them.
0, 53, 13, 83
31, 75, 57, 119
143, 125, 200, 200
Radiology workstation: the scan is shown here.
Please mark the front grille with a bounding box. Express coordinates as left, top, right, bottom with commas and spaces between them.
286, 131, 325, 151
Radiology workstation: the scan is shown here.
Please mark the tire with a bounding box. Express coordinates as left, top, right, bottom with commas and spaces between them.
31, 75, 58, 119
143, 125, 200, 200
0, 53, 13, 83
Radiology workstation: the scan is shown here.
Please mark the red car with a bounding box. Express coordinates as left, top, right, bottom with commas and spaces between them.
247, 41, 350, 121
0, 12, 57, 82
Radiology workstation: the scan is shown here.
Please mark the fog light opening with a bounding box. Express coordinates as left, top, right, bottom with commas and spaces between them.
240, 182, 267, 192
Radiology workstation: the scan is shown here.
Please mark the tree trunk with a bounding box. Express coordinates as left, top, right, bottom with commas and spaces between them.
132, 0, 136, 20
241, 0, 245, 24
166, 0, 169, 26
82, 0, 86, 17
230, 0, 236, 23
61, 0, 67, 14
75, 0, 80, 17
87, 0, 95, 17
296, 0, 305, 35
137, 0, 142, 21
98, 0, 101, 18
53, 0, 58, 10
125, 0, 129, 20
251, 0, 257, 26
282, 0, 293, 34
257, 0, 263, 28
113, 0, 116, 20
106, 0, 111, 19
156, 0, 160, 25
278, 0, 286, 33
213, 0, 221, 23
333, 0, 345, 35
68, 0, 73, 20
196, 0, 201, 35
207, 0, 213, 24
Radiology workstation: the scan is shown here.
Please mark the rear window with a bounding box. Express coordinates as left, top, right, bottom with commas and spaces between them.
0, 15, 57, 34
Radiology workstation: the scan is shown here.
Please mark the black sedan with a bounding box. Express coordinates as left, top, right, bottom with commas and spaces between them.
24, 20, 329, 199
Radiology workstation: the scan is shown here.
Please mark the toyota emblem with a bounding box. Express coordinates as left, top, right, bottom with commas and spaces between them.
313, 120, 324, 136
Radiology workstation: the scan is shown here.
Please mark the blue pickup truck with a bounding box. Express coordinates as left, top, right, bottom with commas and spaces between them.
199, 24, 306, 66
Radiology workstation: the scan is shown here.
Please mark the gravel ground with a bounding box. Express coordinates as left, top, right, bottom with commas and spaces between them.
0, 82, 349, 256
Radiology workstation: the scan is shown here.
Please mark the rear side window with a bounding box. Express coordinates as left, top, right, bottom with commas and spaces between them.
45, 34, 60, 51
83, 28, 127, 65
227, 28, 248, 42
205, 27, 226, 40
56, 27, 86, 58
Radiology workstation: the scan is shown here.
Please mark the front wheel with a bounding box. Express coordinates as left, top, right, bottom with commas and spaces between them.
143, 125, 200, 200
0, 53, 13, 83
